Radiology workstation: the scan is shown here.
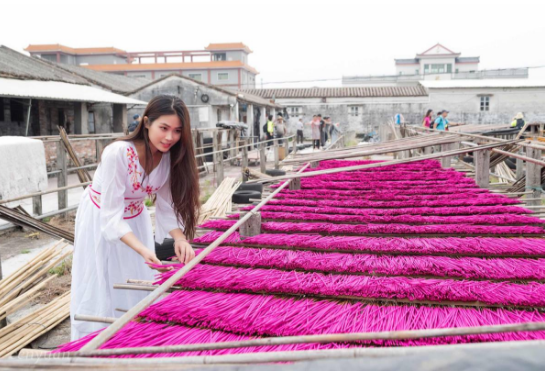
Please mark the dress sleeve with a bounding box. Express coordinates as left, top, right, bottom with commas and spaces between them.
155, 176, 184, 243
99, 143, 133, 242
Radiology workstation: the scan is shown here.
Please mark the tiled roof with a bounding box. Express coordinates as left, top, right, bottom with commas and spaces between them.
53, 62, 151, 94
25, 44, 127, 55
0, 45, 88, 84
85, 60, 259, 75
205, 43, 252, 54
240, 86, 428, 99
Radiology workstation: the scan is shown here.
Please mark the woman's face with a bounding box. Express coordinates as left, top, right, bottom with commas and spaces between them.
146, 114, 183, 153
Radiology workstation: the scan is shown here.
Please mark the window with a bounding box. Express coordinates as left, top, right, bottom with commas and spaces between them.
0, 98, 4, 121
455, 68, 459, 74
447, 64, 452, 73
10, 99, 24, 122
213, 53, 227, 61
288, 106, 303, 116
480, 96, 490, 111
188, 73, 202, 81
415, 69, 419, 75
218, 72, 229, 81
424, 64, 430, 73
399, 71, 403, 75
348, 106, 359, 117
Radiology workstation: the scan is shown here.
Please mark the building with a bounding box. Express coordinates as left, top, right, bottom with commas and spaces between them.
243, 80, 545, 136
127, 74, 281, 140
0, 46, 146, 136
421, 79, 545, 125
241, 86, 429, 136
25, 42, 258, 89
343, 44, 528, 86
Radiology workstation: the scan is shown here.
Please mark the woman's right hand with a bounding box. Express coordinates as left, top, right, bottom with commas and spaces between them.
141, 249, 161, 265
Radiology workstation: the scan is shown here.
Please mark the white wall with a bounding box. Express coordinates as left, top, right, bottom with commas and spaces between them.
428, 87, 545, 124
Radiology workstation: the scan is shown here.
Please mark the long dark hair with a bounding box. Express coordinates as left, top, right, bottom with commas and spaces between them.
118, 95, 200, 240
425, 109, 433, 119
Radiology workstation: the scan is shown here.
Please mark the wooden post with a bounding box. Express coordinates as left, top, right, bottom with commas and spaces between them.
32, 195, 42, 216
440, 142, 458, 168
259, 142, 267, 173
241, 139, 248, 182
229, 129, 236, 165
516, 148, 524, 180
215, 130, 224, 185
239, 211, 261, 239
526, 146, 543, 207
289, 178, 301, 190
57, 142, 67, 216
292, 136, 297, 155
274, 139, 280, 170
474, 149, 491, 189
424, 146, 432, 155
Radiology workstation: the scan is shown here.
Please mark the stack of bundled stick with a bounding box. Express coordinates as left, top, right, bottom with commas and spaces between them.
0, 240, 71, 357
198, 178, 240, 224
53, 160, 545, 358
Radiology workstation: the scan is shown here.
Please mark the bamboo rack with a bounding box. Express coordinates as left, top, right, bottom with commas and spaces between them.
54, 321, 545, 358
78, 163, 312, 352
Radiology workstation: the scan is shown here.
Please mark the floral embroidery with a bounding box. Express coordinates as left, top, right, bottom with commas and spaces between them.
126, 147, 142, 193
144, 185, 160, 196
124, 200, 144, 215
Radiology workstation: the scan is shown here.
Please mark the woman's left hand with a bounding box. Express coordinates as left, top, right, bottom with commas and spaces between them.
174, 239, 195, 264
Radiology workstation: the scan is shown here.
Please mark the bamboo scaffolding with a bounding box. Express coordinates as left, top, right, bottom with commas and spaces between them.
78, 163, 312, 352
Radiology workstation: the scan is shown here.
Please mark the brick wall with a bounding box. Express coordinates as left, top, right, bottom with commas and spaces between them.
43, 139, 98, 173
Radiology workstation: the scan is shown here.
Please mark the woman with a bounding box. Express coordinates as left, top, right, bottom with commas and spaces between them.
70, 95, 200, 340
306, 115, 321, 150
423, 109, 434, 129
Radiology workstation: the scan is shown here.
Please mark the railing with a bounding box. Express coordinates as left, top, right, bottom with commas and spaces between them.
0, 130, 296, 230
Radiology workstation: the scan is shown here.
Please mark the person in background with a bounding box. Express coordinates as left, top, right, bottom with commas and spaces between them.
510, 112, 525, 130
296, 118, 304, 144
395, 113, 405, 125
128, 114, 141, 132
326, 117, 341, 143
274, 113, 287, 145
434, 110, 449, 131
265, 114, 274, 148
306, 115, 321, 150
318, 114, 326, 147
422, 110, 434, 129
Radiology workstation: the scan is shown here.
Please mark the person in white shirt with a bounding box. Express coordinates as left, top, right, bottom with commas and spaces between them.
296, 118, 304, 144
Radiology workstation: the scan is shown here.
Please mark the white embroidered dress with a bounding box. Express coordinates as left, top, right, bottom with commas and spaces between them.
70, 141, 182, 340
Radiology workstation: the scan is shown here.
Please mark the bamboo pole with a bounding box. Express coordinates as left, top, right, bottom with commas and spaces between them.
74, 314, 115, 324
247, 140, 519, 184
54, 321, 545, 358
79, 163, 312, 352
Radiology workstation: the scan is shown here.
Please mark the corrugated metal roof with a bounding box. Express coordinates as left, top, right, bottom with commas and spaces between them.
0, 78, 147, 104
240, 86, 428, 99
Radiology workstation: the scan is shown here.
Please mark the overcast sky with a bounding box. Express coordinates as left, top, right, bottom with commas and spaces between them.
2, 0, 545, 87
